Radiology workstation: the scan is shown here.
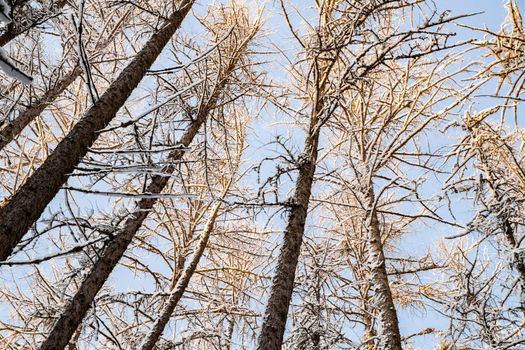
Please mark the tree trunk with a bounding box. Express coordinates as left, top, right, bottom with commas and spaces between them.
477, 152, 525, 306
139, 200, 222, 350
38, 32, 251, 349
0, 65, 82, 151
256, 92, 323, 350
363, 187, 402, 350
0, 0, 194, 262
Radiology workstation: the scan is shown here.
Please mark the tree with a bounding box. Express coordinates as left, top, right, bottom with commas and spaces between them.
0, 0, 195, 261
256, 1, 468, 348
37, 4, 259, 348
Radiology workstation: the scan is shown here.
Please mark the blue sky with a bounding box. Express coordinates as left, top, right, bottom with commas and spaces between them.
0, 0, 521, 349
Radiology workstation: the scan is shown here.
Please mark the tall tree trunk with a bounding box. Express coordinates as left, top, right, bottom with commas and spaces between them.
363, 187, 402, 350
139, 200, 223, 350
0, 0, 194, 262
256, 78, 324, 350
38, 32, 253, 349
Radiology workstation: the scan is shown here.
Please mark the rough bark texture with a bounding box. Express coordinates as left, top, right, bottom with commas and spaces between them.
464, 117, 525, 306
0, 65, 82, 151
256, 94, 323, 350
38, 32, 249, 349
363, 188, 402, 350
139, 201, 222, 350
0, 1, 194, 262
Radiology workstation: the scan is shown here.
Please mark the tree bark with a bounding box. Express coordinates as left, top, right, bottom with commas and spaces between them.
256, 83, 323, 350
139, 200, 222, 350
0, 0, 194, 262
0, 65, 82, 151
0, 0, 68, 47
477, 148, 525, 305
363, 187, 402, 350
38, 30, 252, 349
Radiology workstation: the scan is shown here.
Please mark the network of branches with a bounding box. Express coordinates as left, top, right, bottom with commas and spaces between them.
0, 0, 524, 349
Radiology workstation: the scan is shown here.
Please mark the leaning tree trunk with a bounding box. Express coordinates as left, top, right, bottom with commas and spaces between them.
0, 0, 194, 262
0, 65, 82, 151
139, 200, 223, 350
0, 7, 131, 151
38, 32, 253, 349
363, 187, 402, 350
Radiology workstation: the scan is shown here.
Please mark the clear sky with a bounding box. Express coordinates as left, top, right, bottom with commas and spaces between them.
0, 1, 519, 349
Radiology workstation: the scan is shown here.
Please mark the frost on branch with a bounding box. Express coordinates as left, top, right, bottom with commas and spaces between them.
0, 47, 32, 84
0, 0, 33, 84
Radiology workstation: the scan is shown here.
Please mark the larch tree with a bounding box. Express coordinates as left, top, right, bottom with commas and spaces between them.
0, 0, 522, 349
256, 1, 470, 348
31, 3, 260, 349
0, 0, 195, 261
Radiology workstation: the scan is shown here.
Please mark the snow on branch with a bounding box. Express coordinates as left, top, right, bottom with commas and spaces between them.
0, 47, 33, 84
0, 1, 33, 84
0, 0, 11, 24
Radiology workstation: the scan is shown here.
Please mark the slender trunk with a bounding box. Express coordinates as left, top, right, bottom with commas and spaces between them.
0, 65, 82, 151
0, 0, 194, 261
0, 7, 131, 151
0, 0, 68, 46
359, 260, 376, 349
256, 89, 323, 350
478, 152, 525, 304
224, 316, 235, 350
363, 187, 402, 350
361, 292, 376, 350
38, 34, 251, 349
139, 200, 222, 350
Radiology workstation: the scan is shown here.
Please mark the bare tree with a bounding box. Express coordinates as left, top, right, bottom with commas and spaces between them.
0, 0, 195, 261
256, 1, 468, 348
36, 5, 259, 349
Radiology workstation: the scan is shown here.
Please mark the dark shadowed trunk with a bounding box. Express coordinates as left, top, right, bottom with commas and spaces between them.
0, 0, 194, 262
38, 110, 201, 350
